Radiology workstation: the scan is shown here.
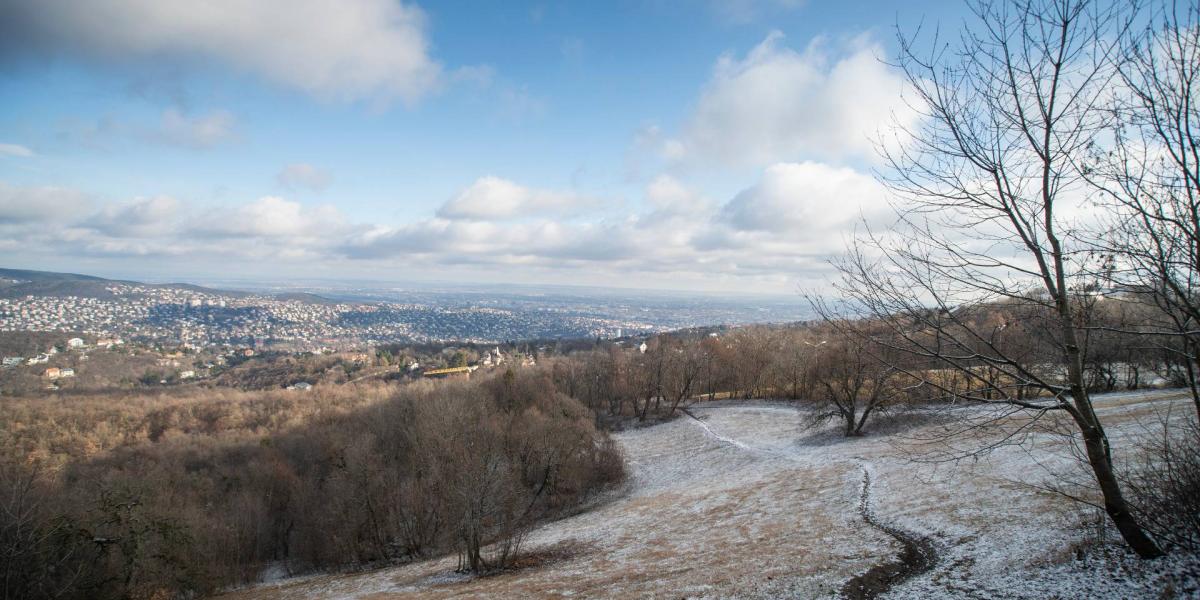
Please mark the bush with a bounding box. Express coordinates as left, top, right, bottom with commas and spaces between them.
1125, 419, 1200, 553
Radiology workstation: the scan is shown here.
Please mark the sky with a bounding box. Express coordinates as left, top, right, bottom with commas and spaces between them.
0, 0, 969, 294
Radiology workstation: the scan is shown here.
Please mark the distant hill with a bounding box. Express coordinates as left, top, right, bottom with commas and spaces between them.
0, 268, 331, 303
0, 268, 140, 299
271, 291, 338, 305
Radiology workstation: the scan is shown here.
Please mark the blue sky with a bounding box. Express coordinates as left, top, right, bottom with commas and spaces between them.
0, 0, 967, 293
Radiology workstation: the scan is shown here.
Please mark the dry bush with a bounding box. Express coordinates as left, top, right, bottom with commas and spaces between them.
1124, 419, 1200, 553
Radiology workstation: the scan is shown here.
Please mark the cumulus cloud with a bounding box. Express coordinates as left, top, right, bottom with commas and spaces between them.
645, 175, 707, 212
342, 162, 887, 287
0, 182, 90, 223
87, 195, 181, 237
0, 181, 360, 266
436, 176, 604, 221
192, 196, 348, 239
1, 0, 442, 104
666, 32, 916, 167
1, 160, 890, 290
718, 161, 888, 234
277, 163, 332, 192
0, 143, 34, 158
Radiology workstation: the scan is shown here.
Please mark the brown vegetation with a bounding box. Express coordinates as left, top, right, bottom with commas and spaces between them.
0, 371, 623, 599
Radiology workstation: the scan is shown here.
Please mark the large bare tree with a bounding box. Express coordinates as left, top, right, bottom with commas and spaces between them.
827, 0, 1163, 557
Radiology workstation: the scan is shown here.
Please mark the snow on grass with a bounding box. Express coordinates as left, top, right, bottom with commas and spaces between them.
222, 391, 1199, 599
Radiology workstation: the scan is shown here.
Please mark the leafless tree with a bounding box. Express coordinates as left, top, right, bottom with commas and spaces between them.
804, 323, 902, 436
661, 336, 707, 416
826, 0, 1163, 557
1087, 1, 1200, 418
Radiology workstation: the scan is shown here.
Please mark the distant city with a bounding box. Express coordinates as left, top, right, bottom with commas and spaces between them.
0, 268, 810, 350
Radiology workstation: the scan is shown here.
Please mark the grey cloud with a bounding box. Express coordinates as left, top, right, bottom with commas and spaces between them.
0, 0, 442, 105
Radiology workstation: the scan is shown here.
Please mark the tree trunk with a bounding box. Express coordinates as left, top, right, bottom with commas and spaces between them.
1063, 324, 1163, 558
1069, 403, 1163, 558
842, 403, 857, 437
1190, 351, 1200, 421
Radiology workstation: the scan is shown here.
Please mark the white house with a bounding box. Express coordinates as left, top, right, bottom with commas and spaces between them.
67, 338, 85, 349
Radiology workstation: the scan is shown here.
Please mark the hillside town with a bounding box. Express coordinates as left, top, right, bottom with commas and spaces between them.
0, 325, 551, 395
0, 282, 660, 350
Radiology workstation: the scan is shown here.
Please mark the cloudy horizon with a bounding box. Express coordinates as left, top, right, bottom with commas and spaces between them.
0, 0, 962, 294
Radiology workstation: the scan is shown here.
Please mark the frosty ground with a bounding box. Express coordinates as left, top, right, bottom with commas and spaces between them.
224, 390, 1200, 599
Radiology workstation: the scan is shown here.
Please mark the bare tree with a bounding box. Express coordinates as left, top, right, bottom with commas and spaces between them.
661, 336, 706, 416
827, 0, 1163, 557
1087, 1, 1200, 418
805, 323, 901, 436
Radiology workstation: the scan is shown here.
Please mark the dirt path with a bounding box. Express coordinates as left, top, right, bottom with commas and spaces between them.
840, 462, 937, 599
682, 408, 939, 600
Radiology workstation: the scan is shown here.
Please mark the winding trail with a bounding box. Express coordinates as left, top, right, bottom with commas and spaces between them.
682, 406, 939, 599
841, 462, 938, 599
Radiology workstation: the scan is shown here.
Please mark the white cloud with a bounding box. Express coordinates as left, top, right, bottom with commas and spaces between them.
277, 163, 332, 192
437, 176, 603, 221
0, 182, 360, 266
192, 196, 347, 239
718, 161, 888, 234
0, 182, 89, 223
345, 163, 887, 286
88, 195, 181, 237
1, 160, 890, 291
2, 0, 442, 104
670, 32, 915, 167
0, 143, 35, 158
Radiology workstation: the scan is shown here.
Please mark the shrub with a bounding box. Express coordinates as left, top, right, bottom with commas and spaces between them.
1125, 419, 1200, 553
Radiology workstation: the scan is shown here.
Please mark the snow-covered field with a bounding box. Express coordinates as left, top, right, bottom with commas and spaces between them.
223, 391, 1200, 599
